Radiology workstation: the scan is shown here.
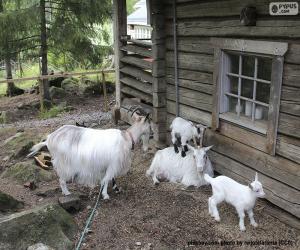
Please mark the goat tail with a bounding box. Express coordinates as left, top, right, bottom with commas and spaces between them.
27, 141, 47, 158
204, 174, 213, 184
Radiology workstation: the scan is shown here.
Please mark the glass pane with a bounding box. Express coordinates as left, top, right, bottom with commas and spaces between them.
241, 79, 253, 99
257, 57, 272, 81
242, 55, 255, 77
256, 82, 270, 103
229, 76, 238, 95
228, 96, 238, 113
254, 105, 268, 121
228, 53, 239, 74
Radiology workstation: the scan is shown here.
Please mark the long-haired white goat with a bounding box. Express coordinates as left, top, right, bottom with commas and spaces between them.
27, 112, 151, 200
146, 145, 214, 187
204, 173, 265, 231
170, 117, 206, 157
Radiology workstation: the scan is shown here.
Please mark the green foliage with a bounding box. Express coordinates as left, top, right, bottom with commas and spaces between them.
38, 105, 65, 119
127, 0, 139, 14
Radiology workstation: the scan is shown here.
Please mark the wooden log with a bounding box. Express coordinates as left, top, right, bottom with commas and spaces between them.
166, 51, 214, 72
121, 56, 152, 70
165, 19, 300, 38
203, 129, 300, 191
167, 100, 212, 126
152, 107, 167, 123
152, 77, 166, 93
276, 134, 300, 164
278, 113, 300, 139
218, 121, 269, 153
165, 0, 273, 19
166, 37, 213, 54
283, 64, 300, 88
128, 39, 152, 48
167, 84, 212, 112
152, 59, 165, 78
281, 86, 300, 103
166, 67, 213, 84
166, 76, 213, 94
285, 43, 300, 65
209, 150, 300, 218
153, 92, 166, 108
121, 44, 152, 58
121, 86, 152, 104
280, 101, 300, 117
120, 65, 153, 84
120, 76, 152, 95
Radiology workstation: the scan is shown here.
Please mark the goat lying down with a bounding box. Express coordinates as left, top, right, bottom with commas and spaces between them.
204, 173, 265, 231
27, 113, 151, 199
146, 145, 214, 187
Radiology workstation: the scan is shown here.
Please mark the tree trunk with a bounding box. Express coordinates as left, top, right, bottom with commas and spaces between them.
40, 0, 50, 102
5, 57, 15, 97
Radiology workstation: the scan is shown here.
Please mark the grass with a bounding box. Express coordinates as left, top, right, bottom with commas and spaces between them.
38, 105, 65, 119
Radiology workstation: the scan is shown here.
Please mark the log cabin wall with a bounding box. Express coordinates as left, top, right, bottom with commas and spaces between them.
162, 0, 300, 218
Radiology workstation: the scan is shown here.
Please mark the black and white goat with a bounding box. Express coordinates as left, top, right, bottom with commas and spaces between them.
204, 173, 265, 231
27, 112, 151, 200
170, 117, 206, 157
146, 145, 214, 187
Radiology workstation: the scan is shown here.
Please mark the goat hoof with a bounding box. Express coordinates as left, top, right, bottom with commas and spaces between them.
63, 192, 71, 196
214, 217, 220, 222
240, 227, 246, 232
251, 222, 258, 228
103, 194, 110, 200
114, 187, 122, 194
181, 151, 186, 157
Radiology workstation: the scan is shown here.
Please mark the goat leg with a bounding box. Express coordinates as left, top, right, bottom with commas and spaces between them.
173, 144, 179, 153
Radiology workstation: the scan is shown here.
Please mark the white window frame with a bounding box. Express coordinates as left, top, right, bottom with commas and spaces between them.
211, 38, 288, 155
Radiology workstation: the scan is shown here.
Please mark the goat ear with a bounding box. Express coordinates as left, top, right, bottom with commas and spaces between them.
255, 172, 258, 182
204, 145, 213, 152
248, 183, 254, 191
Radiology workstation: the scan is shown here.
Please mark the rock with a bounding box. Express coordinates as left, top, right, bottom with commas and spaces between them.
61, 78, 79, 94
49, 86, 66, 99
80, 79, 102, 96
15, 140, 35, 158
24, 181, 37, 190
35, 187, 60, 197
1, 161, 56, 184
27, 243, 55, 250
0, 203, 77, 250
0, 191, 24, 212
105, 82, 115, 94
58, 194, 81, 213
6, 85, 25, 97
0, 111, 7, 124
49, 77, 65, 88
135, 242, 142, 246
3, 132, 24, 145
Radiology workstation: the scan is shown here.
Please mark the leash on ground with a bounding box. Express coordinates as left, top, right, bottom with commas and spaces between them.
75, 185, 104, 250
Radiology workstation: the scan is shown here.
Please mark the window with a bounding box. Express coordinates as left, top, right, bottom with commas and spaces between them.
211, 38, 288, 155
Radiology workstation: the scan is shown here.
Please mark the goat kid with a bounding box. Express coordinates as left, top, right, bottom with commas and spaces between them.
204, 173, 265, 231
146, 145, 214, 187
170, 117, 206, 157
27, 113, 151, 200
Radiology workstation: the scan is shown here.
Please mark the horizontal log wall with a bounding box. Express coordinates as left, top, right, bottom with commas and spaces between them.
163, 0, 300, 217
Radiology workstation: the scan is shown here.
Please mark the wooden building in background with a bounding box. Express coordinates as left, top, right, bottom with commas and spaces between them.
113, 0, 300, 220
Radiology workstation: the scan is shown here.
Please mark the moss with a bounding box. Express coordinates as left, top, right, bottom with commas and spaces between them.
0, 191, 24, 212
1, 161, 56, 183
39, 105, 65, 119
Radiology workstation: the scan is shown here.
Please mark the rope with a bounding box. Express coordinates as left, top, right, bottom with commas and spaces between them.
75, 185, 104, 250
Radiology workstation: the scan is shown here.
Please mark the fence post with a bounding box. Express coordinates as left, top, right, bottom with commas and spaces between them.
102, 71, 108, 112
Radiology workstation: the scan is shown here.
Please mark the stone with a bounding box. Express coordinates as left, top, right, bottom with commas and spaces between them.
0, 203, 77, 250
35, 187, 60, 198
0, 191, 24, 212
27, 243, 55, 250
58, 194, 81, 213
61, 78, 79, 94
49, 86, 66, 99
49, 77, 65, 88
135, 242, 142, 246
1, 161, 56, 184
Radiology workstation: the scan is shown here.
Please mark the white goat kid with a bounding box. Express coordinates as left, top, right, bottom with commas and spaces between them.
27, 113, 151, 200
146, 145, 214, 187
170, 117, 206, 157
204, 173, 265, 231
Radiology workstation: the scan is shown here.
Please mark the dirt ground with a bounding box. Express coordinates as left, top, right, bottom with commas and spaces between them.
0, 93, 299, 250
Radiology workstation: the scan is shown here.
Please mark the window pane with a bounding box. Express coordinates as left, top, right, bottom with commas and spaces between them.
242, 55, 255, 77
228, 96, 238, 113
254, 105, 268, 121
229, 76, 238, 95
241, 79, 253, 99
257, 57, 272, 81
228, 54, 239, 74
256, 83, 270, 103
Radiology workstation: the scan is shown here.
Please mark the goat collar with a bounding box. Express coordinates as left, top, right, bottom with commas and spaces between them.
126, 130, 135, 150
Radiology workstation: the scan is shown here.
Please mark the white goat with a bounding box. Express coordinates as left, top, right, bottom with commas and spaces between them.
204, 173, 265, 231
170, 117, 206, 157
146, 145, 214, 187
27, 113, 151, 199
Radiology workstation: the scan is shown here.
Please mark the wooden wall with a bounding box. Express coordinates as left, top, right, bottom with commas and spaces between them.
163, 0, 300, 218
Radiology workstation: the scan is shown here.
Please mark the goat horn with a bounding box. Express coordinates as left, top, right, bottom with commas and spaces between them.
130, 107, 141, 117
